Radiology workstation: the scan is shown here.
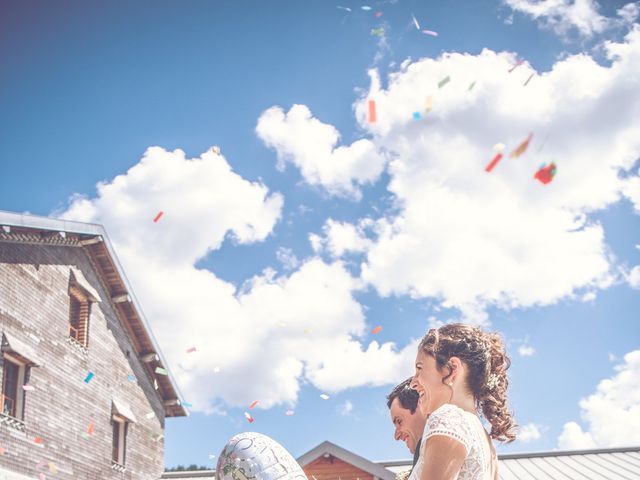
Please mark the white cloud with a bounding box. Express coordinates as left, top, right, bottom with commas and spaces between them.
503, 0, 611, 38
312, 218, 374, 258
518, 345, 536, 356
618, 2, 640, 24
559, 350, 640, 449
518, 423, 542, 442
59, 146, 412, 411
348, 28, 640, 324
256, 104, 387, 199
276, 247, 300, 271
339, 400, 354, 416
627, 265, 640, 289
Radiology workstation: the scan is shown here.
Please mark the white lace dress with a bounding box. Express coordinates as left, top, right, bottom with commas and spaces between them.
408, 403, 495, 480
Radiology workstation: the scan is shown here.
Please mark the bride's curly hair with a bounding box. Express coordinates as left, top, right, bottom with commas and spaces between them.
419, 323, 517, 442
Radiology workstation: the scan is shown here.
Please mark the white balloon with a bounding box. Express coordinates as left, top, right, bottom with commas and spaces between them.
216, 432, 308, 480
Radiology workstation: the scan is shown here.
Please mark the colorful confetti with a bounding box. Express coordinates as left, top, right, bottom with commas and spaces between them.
155, 367, 168, 375
0, 445, 5, 455
127, 374, 137, 382
39, 474, 45, 480
371, 27, 385, 37
493, 143, 506, 152
244, 412, 254, 423
426, 96, 433, 112
421, 30, 438, 36
153, 211, 164, 223
22, 384, 35, 391
87, 421, 94, 435
411, 14, 420, 30
534, 162, 557, 185
337, 6, 351, 12
186, 346, 196, 353
438, 76, 450, 89
485, 153, 504, 173
412, 112, 421, 120
49, 463, 58, 474
34, 436, 43, 444
181, 401, 193, 408
524, 73, 534, 86
371, 326, 383, 334
249, 400, 259, 409
285, 410, 295, 416
375, 11, 382, 17
80, 432, 90, 439
510, 133, 533, 158
84, 372, 94, 384
508, 59, 524, 73
320, 393, 330, 400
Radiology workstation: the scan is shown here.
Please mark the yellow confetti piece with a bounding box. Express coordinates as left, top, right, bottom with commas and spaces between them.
48, 463, 58, 474
426, 96, 433, 112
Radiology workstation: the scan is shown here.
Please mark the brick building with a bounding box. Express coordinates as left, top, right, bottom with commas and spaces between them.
0, 210, 187, 479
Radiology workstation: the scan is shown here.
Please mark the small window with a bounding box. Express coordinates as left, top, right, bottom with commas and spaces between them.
69, 287, 91, 348
1, 355, 28, 421
112, 416, 129, 467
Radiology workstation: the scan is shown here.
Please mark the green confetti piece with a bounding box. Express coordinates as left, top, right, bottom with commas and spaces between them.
438, 76, 450, 89
155, 367, 168, 375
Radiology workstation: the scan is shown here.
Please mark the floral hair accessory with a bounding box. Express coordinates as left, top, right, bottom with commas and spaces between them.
487, 373, 499, 390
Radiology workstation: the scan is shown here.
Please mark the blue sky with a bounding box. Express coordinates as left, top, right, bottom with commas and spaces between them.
1, 0, 640, 470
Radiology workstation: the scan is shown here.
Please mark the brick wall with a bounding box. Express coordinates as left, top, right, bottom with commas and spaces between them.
303, 455, 375, 480
0, 241, 166, 479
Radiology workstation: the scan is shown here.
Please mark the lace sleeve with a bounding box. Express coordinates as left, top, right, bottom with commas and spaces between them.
423, 404, 472, 454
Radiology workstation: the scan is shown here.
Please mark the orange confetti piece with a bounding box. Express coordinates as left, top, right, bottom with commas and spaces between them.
426, 96, 433, 112
87, 421, 94, 435
244, 412, 254, 423
249, 400, 259, 409
368, 100, 377, 123
510, 133, 533, 158
371, 326, 382, 334
153, 211, 164, 222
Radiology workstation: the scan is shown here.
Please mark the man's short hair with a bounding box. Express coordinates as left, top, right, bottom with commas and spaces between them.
386, 377, 419, 414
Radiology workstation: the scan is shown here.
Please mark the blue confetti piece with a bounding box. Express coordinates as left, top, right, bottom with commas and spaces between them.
84, 372, 94, 384
181, 402, 193, 408
127, 375, 137, 382
412, 112, 421, 120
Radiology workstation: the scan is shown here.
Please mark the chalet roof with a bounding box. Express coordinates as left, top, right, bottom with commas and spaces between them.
297, 440, 396, 480
0, 210, 187, 417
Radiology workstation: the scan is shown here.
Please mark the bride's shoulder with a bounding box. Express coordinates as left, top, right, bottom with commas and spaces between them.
428, 403, 465, 423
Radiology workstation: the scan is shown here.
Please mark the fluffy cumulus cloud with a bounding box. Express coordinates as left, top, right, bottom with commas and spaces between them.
518, 423, 542, 442
627, 265, 640, 289
59, 147, 413, 411
343, 27, 640, 324
310, 218, 374, 257
256, 104, 387, 199
503, 0, 611, 38
559, 350, 640, 449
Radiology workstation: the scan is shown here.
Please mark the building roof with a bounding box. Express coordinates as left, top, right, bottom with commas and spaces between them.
297, 441, 396, 480
0, 210, 187, 417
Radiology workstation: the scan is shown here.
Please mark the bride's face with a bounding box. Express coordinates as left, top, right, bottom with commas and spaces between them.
412, 349, 450, 416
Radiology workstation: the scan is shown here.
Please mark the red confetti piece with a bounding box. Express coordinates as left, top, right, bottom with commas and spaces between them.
534, 162, 557, 185
186, 346, 196, 353
153, 211, 164, 222
34, 436, 42, 444
368, 100, 377, 123
244, 412, 254, 423
510, 133, 533, 158
87, 421, 94, 435
249, 400, 259, 409
371, 326, 382, 334
485, 153, 504, 173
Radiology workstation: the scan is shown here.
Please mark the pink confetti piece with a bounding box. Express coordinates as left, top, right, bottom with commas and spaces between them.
421, 29, 438, 36
371, 326, 382, 334
286, 410, 295, 416
186, 346, 196, 353
153, 211, 164, 223
368, 100, 377, 123
485, 153, 503, 173
22, 384, 35, 391
244, 412, 254, 423
249, 400, 259, 409
0, 445, 5, 455
34, 436, 43, 444
39, 474, 45, 480
374, 11, 382, 17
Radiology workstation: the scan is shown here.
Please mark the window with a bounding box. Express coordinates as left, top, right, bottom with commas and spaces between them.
1, 354, 27, 421
68, 287, 91, 348
112, 416, 128, 467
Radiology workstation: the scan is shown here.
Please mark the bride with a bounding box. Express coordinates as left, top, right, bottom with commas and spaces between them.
409, 324, 516, 480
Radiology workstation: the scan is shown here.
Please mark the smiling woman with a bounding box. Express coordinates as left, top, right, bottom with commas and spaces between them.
410, 324, 515, 480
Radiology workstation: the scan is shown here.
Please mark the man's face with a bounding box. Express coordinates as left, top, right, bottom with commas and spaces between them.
389, 397, 426, 454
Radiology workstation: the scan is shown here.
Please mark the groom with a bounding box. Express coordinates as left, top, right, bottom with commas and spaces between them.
387, 378, 428, 471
